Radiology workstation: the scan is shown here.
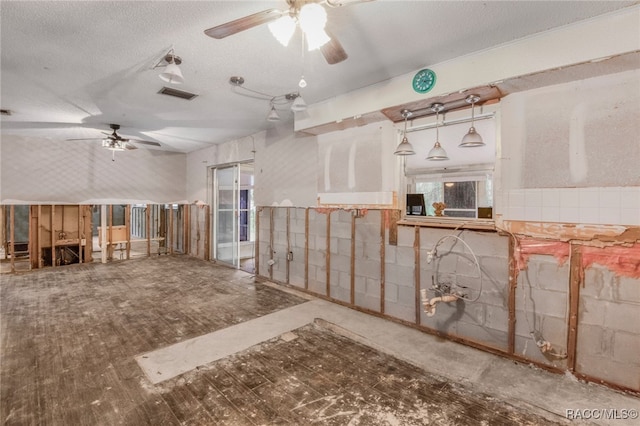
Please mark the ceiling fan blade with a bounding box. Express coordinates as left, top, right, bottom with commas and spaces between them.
128, 139, 161, 147
321, 31, 348, 64
124, 143, 138, 151
204, 9, 284, 39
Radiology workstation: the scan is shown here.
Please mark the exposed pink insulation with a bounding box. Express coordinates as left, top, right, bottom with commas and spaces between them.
515, 238, 570, 270
581, 243, 640, 279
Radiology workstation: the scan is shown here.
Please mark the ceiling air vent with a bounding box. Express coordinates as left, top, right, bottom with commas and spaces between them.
158, 87, 198, 101
1, 109, 12, 116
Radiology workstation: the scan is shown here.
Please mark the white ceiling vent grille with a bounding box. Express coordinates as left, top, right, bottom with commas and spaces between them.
158, 87, 198, 101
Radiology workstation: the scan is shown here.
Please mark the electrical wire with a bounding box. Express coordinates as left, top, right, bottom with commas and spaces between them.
431, 233, 483, 302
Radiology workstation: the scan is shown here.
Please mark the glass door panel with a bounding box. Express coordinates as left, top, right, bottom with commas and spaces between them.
215, 165, 239, 267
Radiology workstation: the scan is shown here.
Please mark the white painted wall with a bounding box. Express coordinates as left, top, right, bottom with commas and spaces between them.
0, 135, 187, 204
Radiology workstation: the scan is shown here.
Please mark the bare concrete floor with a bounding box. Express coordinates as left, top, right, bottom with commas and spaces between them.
1, 256, 638, 425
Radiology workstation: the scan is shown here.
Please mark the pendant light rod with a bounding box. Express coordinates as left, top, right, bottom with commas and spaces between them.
405, 112, 494, 133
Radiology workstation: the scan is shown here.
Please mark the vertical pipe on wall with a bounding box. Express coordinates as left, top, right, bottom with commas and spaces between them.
507, 234, 518, 354
567, 244, 583, 372
380, 210, 386, 314
326, 210, 331, 298
414, 226, 421, 325
350, 212, 356, 305
304, 208, 309, 290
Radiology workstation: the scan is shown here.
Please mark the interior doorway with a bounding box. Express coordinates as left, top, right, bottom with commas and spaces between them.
211, 162, 255, 272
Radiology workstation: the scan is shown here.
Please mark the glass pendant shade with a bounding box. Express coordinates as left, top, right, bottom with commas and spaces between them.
267, 105, 280, 122
268, 16, 296, 46
291, 95, 307, 112
159, 61, 184, 84
426, 141, 448, 160
394, 135, 415, 155
459, 126, 484, 147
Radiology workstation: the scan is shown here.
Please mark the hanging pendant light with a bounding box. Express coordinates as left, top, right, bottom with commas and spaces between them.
394, 109, 416, 156
267, 104, 280, 122
159, 52, 184, 85
459, 94, 485, 147
426, 103, 449, 161
291, 93, 307, 112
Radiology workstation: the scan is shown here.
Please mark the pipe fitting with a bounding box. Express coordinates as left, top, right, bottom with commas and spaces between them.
422, 294, 460, 317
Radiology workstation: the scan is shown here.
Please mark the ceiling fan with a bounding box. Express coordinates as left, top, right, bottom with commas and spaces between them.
204, 0, 372, 65
68, 124, 161, 160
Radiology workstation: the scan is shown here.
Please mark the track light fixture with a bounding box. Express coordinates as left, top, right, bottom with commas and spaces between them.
229, 76, 306, 120
426, 103, 449, 161
459, 94, 484, 147
394, 110, 416, 156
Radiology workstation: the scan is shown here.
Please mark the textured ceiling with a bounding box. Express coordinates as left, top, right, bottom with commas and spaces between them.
1, 1, 637, 152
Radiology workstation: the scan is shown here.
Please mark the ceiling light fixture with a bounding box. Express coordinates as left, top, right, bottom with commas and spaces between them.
426, 103, 449, 161
268, 2, 330, 51
291, 93, 307, 112
394, 109, 416, 156
154, 47, 184, 84
267, 104, 281, 122
459, 94, 485, 147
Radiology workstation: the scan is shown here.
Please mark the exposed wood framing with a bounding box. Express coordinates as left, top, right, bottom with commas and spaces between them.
380, 211, 386, 313
30, 206, 38, 269
414, 226, 421, 325
77, 205, 83, 264
108, 205, 113, 260
304, 208, 309, 290
204, 205, 211, 261
10, 205, 15, 273
567, 244, 583, 372
255, 207, 261, 277
269, 207, 274, 281
50, 205, 55, 267
100, 205, 107, 264
286, 208, 291, 284
326, 210, 331, 298
350, 212, 356, 305
388, 209, 400, 246
125, 205, 131, 260
146, 205, 151, 257
507, 234, 518, 354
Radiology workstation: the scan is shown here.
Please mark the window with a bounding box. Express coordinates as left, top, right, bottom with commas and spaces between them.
415, 175, 493, 218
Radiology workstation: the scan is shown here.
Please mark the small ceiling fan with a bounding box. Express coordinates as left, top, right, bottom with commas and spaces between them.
204, 0, 372, 65
68, 124, 161, 160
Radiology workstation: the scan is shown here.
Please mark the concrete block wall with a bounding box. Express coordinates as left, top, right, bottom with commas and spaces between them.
577, 265, 640, 390
417, 228, 511, 350
515, 254, 569, 369
255, 206, 640, 392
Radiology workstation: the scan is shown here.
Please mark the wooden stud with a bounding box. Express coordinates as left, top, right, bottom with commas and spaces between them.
125, 205, 131, 260
10, 205, 15, 273
183, 204, 190, 255
146, 204, 151, 257
100, 205, 107, 264
77, 205, 83, 264
204, 205, 211, 261
304, 208, 309, 290
286, 208, 291, 284
50, 205, 56, 267
380, 210, 386, 314
350, 212, 356, 305
84, 205, 93, 263
326, 210, 331, 298
255, 207, 261, 276
388, 209, 400, 246
269, 207, 274, 281
169, 204, 174, 255
29, 206, 38, 270
567, 244, 582, 372
108, 205, 113, 260
414, 226, 421, 325
507, 235, 518, 354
